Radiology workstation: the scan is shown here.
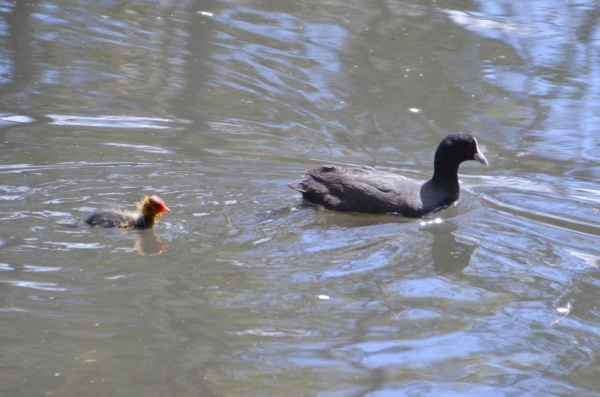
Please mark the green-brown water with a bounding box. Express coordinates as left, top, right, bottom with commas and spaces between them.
1, 1, 600, 395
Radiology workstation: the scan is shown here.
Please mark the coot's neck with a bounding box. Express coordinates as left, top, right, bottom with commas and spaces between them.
143, 215, 157, 226
430, 150, 461, 188
135, 211, 157, 228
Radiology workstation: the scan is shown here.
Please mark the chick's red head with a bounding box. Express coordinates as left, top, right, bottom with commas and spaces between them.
144, 195, 170, 214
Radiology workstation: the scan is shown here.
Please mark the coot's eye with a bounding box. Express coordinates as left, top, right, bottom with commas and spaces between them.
469, 143, 474, 149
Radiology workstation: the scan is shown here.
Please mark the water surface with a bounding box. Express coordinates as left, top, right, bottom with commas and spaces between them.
1, 0, 600, 396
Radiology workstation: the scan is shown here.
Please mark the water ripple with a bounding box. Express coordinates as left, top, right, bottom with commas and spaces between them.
2, 280, 65, 291
46, 114, 190, 129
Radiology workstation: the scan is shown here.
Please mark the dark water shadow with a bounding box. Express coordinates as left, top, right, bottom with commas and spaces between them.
261, 203, 477, 278
426, 221, 476, 276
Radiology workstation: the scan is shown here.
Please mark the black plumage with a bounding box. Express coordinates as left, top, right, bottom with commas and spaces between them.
288, 133, 488, 217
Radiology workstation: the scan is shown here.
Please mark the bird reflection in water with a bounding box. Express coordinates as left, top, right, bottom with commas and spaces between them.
134, 230, 168, 255
423, 219, 476, 275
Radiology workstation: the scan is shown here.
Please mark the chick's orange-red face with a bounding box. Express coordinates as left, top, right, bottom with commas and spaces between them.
148, 195, 170, 214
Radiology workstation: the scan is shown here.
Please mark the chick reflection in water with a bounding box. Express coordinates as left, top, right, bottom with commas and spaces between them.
424, 220, 476, 275
134, 232, 168, 256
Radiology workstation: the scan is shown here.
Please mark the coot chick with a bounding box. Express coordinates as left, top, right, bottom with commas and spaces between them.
288, 133, 488, 217
85, 195, 170, 229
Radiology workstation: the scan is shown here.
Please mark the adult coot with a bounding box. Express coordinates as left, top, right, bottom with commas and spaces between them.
288, 133, 488, 217
85, 195, 170, 228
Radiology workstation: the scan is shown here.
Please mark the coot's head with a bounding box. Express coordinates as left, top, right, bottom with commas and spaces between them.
436, 133, 488, 167
139, 195, 170, 217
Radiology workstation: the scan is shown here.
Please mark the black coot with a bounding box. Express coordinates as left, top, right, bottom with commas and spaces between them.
85, 195, 170, 229
288, 133, 488, 217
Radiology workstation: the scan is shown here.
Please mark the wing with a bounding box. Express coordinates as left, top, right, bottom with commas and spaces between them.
291, 165, 425, 215
85, 211, 131, 228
